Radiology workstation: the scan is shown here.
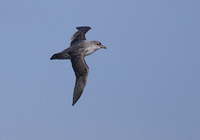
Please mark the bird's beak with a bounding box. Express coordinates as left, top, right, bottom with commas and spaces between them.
101, 45, 107, 49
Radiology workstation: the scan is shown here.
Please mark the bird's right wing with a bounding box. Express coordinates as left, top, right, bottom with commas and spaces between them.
70, 51, 89, 106
70, 26, 91, 45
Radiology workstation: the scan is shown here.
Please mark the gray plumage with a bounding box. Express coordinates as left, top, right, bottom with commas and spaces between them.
50, 26, 106, 106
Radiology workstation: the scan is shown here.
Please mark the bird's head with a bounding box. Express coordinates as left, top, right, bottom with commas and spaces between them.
92, 41, 107, 49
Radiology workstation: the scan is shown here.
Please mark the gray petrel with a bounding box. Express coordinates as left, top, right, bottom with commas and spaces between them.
50, 26, 106, 106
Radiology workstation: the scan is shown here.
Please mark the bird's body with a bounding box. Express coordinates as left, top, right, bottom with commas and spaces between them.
50, 26, 106, 106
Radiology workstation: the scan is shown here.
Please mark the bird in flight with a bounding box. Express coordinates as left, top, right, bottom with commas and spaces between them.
50, 26, 106, 106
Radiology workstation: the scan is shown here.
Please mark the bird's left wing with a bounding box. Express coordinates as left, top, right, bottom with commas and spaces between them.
70, 51, 89, 106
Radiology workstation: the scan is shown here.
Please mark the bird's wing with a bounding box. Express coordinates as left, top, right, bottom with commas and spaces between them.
70, 26, 91, 45
70, 51, 89, 106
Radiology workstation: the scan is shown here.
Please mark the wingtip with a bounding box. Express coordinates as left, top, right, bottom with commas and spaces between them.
76, 26, 91, 30
72, 101, 76, 106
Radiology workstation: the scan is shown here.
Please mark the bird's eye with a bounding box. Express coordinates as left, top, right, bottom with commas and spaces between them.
97, 43, 101, 45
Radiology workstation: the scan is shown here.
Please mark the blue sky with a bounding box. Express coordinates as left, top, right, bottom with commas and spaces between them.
0, 0, 200, 140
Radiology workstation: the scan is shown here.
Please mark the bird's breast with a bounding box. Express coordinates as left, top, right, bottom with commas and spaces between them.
85, 47, 96, 56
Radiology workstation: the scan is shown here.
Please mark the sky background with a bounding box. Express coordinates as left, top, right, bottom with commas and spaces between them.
0, 0, 200, 140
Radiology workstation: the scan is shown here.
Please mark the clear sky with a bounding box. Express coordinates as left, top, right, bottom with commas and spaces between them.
0, 0, 200, 140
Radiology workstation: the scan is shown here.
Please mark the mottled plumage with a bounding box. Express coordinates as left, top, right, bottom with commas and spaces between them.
50, 26, 106, 106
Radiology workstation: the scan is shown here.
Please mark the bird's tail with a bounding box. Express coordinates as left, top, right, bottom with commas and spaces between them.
50, 53, 62, 60
50, 52, 70, 60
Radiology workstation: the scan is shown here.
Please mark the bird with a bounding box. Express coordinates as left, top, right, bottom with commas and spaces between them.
50, 26, 106, 106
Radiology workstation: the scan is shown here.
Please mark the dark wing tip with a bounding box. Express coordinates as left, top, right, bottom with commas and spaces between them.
72, 92, 81, 106
76, 26, 91, 30
72, 100, 77, 106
